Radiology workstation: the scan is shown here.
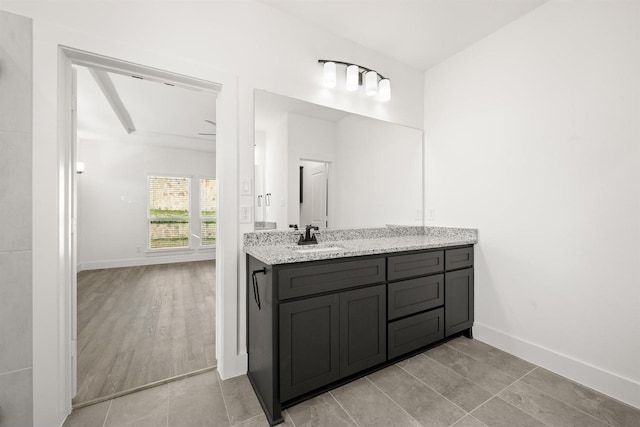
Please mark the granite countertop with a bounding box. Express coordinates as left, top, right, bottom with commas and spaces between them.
244, 226, 478, 265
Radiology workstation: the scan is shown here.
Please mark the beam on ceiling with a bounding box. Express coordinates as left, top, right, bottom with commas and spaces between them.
89, 68, 136, 134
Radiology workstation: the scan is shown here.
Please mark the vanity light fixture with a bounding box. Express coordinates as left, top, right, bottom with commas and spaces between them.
364, 70, 378, 96
346, 64, 359, 92
323, 61, 336, 88
319, 60, 391, 102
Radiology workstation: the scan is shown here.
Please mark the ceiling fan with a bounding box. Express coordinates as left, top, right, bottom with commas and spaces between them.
198, 119, 216, 136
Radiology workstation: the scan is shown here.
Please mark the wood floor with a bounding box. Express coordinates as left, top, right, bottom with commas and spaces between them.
74, 260, 216, 405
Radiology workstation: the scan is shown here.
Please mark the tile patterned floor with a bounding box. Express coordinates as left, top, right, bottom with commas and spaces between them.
63, 337, 640, 427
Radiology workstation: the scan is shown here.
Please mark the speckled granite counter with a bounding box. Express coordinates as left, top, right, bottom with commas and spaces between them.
244, 226, 477, 265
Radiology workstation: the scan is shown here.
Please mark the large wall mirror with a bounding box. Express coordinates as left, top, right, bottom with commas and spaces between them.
254, 90, 423, 231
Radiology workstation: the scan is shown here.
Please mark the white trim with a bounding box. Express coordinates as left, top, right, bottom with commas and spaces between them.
78, 252, 215, 272
50, 46, 243, 427
474, 322, 640, 409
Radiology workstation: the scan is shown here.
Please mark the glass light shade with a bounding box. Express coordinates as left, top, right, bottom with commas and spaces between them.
365, 71, 378, 96
346, 65, 359, 91
323, 61, 336, 88
378, 78, 391, 102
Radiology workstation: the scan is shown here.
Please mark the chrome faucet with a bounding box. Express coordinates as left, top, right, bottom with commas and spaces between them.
298, 225, 319, 245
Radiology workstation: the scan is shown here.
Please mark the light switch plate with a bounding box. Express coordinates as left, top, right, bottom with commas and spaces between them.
241, 178, 252, 195
240, 206, 252, 223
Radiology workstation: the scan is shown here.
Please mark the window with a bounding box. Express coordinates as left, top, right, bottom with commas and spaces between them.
148, 176, 191, 249
200, 178, 217, 247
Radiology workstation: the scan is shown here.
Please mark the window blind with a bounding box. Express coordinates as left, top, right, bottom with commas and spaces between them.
200, 178, 217, 246
149, 176, 191, 249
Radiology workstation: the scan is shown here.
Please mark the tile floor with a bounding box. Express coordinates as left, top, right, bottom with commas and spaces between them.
63, 337, 640, 427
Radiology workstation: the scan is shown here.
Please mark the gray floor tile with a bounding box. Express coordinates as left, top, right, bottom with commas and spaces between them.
521, 368, 640, 427
286, 392, 356, 427
169, 371, 229, 427
426, 345, 516, 394
218, 373, 263, 425
331, 377, 422, 427
451, 415, 487, 427
368, 364, 465, 427
471, 397, 545, 427
235, 411, 295, 427
500, 381, 609, 427
445, 337, 535, 379
398, 354, 492, 412
63, 401, 111, 427
104, 384, 168, 427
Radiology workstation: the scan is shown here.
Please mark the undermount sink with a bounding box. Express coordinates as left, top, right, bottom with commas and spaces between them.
294, 245, 344, 254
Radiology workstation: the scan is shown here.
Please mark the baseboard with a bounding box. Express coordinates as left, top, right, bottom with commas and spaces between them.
78, 252, 215, 271
218, 352, 248, 381
474, 322, 640, 409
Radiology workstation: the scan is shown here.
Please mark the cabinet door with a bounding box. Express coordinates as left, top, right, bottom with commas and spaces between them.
280, 294, 340, 402
445, 268, 474, 336
340, 285, 386, 377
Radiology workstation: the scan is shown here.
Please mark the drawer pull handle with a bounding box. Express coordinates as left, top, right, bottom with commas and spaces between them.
252, 268, 267, 310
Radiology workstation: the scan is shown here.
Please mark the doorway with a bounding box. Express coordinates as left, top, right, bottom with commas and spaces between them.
299, 160, 330, 229
64, 51, 222, 408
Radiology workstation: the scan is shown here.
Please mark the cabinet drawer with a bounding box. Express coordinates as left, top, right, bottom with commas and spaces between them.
388, 274, 444, 320
387, 251, 444, 281
278, 258, 385, 300
388, 308, 444, 359
445, 247, 473, 270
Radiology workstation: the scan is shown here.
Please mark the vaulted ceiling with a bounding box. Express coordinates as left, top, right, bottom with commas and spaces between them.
76, 65, 217, 152
76, 1, 547, 149
260, 0, 547, 71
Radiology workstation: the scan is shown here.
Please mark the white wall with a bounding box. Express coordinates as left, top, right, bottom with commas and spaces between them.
424, 0, 640, 407
264, 115, 288, 228
288, 113, 337, 228
0, 1, 424, 424
77, 139, 215, 270
335, 115, 423, 228
254, 131, 266, 222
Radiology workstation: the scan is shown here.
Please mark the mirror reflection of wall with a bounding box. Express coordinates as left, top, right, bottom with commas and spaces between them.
254, 90, 423, 230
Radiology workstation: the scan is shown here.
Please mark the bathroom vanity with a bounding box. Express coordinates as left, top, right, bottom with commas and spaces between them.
244, 226, 477, 425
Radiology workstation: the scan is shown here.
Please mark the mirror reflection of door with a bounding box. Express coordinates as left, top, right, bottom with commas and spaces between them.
300, 160, 329, 229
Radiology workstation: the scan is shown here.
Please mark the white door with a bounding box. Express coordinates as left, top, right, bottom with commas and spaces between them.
310, 163, 328, 228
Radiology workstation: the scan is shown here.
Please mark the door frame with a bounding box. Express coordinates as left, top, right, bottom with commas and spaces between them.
56, 46, 239, 416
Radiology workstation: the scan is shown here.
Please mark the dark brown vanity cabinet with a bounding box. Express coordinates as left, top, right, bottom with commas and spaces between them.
278, 284, 386, 402
247, 245, 474, 426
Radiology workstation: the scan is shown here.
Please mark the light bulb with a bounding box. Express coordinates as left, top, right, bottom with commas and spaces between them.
323, 61, 336, 88
378, 78, 391, 102
346, 65, 359, 91
365, 71, 378, 96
